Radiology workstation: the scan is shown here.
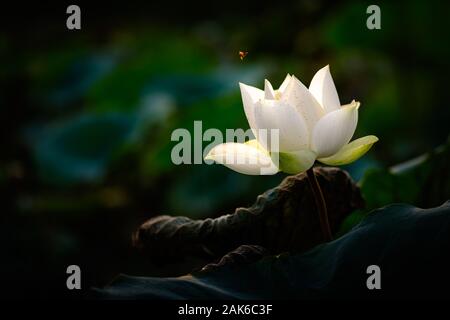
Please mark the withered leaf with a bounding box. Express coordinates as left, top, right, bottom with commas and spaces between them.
133, 167, 364, 261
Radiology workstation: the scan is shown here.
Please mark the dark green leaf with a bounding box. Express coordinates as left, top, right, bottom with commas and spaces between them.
386, 139, 450, 208
339, 138, 450, 234
95, 201, 450, 299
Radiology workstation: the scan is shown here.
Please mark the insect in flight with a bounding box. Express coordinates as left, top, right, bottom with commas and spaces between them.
239, 51, 248, 61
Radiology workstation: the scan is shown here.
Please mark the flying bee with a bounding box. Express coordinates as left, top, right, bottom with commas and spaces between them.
239, 51, 248, 61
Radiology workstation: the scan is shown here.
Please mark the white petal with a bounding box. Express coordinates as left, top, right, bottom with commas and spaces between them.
239, 82, 264, 132
318, 135, 378, 165
253, 100, 310, 152
311, 101, 359, 158
278, 149, 317, 174
309, 65, 341, 113
278, 74, 292, 93
264, 79, 276, 99
281, 75, 324, 133
204, 142, 278, 175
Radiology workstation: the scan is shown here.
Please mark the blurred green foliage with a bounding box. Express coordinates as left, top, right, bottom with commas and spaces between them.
339, 138, 450, 235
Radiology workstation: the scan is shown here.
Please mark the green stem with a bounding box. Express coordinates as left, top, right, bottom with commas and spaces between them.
306, 167, 333, 242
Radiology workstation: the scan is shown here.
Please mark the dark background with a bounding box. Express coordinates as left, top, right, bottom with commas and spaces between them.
1, 0, 449, 298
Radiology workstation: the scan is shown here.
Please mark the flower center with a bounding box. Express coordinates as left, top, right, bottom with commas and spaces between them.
274, 90, 282, 100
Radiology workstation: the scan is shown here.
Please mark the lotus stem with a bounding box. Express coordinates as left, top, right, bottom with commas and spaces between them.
306, 167, 333, 242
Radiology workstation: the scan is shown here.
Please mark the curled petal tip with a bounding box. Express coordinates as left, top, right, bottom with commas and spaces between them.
350, 100, 361, 109
343, 100, 360, 110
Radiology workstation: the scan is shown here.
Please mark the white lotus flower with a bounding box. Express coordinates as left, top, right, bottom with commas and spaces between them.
205, 65, 378, 175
